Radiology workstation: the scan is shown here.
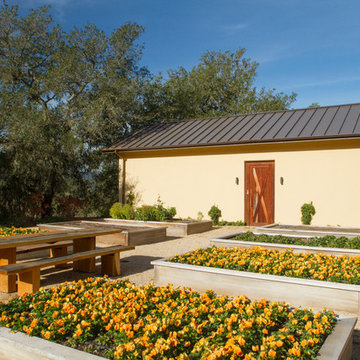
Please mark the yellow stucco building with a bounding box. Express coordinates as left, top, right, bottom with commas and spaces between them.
103, 103, 360, 227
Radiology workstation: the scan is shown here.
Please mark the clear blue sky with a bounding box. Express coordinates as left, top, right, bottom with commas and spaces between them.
9, 0, 360, 109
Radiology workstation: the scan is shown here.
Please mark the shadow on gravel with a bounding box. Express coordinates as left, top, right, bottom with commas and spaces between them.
120, 255, 162, 276
39, 254, 161, 288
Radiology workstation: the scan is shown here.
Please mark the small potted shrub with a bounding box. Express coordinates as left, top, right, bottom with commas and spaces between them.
208, 205, 222, 225
301, 202, 316, 225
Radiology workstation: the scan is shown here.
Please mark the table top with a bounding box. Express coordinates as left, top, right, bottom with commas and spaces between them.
0, 228, 123, 249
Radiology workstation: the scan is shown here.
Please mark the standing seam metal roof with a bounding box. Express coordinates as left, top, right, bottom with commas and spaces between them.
103, 103, 360, 152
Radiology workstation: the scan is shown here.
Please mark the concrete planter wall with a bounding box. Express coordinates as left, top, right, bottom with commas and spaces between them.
102, 218, 212, 237
0, 316, 355, 360
152, 258, 360, 315
210, 237, 360, 257
0, 327, 104, 360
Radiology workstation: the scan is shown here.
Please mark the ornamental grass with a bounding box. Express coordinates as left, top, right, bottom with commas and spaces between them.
169, 246, 360, 284
232, 231, 360, 250
0, 278, 335, 359
0, 226, 43, 237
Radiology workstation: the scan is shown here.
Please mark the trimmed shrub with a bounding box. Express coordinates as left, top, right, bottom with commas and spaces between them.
109, 202, 135, 220
301, 202, 316, 225
208, 205, 222, 225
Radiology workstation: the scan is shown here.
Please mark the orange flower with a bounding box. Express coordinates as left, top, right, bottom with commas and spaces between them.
268, 349, 276, 357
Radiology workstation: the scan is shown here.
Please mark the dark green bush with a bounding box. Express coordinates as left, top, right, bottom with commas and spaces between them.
301, 202, 316, 225
208, 205, 222, 225
109, 202, 135, 220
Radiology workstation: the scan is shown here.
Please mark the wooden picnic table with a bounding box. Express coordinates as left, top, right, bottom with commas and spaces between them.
0, 228, 124, 293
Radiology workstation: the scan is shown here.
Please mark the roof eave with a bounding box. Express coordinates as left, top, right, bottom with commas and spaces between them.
102, 134, 360, 154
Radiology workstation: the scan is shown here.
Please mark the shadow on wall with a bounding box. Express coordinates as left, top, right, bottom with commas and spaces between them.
123, 175, 142, 207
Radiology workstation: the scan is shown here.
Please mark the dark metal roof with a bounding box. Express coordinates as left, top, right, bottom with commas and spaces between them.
103, 103, 360, 152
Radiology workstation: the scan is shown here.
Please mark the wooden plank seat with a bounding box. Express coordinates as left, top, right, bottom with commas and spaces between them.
0, 245, 134, 296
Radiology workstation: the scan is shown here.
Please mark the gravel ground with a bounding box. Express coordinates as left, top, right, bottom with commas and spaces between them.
0, 225, 359, 358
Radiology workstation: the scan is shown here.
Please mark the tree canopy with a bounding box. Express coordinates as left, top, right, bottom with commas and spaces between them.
141, 49, 296, 121
0, 2, 296, 223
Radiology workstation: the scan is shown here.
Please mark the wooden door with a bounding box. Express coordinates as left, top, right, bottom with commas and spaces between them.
245, 161, 274, 226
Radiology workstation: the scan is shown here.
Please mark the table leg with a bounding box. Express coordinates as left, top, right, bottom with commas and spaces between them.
17, 269, 40, 296
50, 245, 68, 269
0, 248, 16, 293
73, 237, 96, 272
101, 252, 120, 276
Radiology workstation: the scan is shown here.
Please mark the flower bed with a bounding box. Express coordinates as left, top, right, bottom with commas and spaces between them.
0, 277, 338, 360
170, 247, 360, 285
231, 232, 360, 249
0, 226, 43, 237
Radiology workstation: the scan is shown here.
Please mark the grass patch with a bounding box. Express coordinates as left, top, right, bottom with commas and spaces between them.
0, 278, 335, 359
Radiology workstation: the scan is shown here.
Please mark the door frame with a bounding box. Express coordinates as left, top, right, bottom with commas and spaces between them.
244, 160, 275, 226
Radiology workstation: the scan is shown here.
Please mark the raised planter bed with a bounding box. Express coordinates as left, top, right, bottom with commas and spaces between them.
101, 218, 213, 236
38, 220, 166, 246
0, 316, 355, 360
152, 257, 360, 315
210, 232, 360, 257
257, 223, 360, 238
0, 326, 103, 360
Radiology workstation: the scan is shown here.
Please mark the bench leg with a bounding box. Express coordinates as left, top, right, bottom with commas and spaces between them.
50, 246, 68, 269
101, 252, 120, 276
0, 248, 16, 293
17, 269, 40, 296
73, 237, 96, 272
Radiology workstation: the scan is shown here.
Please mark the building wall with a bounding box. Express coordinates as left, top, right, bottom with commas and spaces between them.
121, 139, 360, 227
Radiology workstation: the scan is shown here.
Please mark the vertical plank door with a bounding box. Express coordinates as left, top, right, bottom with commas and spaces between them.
245, 161, 274, 226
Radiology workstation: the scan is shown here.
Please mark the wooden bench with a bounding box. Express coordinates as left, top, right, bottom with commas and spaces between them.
0, 245, 134, 296
0, 228, 124, 293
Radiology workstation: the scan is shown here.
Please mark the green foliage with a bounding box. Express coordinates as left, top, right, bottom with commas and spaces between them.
0, 2, 148, 221
196, 212, 204, 222
141, 49, 296, 121
134, 205, 157, 221
109, 203, 135, 220
301, 202, 316, 225
208, 205, 222, 225
0, 2, 297, 223
134, 199, 176, 221
308, 102, 320, 108
233, 231, 360, 250
218, 220, 246, 226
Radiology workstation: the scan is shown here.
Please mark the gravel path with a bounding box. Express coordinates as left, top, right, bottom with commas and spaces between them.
117, 225, 241, 285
